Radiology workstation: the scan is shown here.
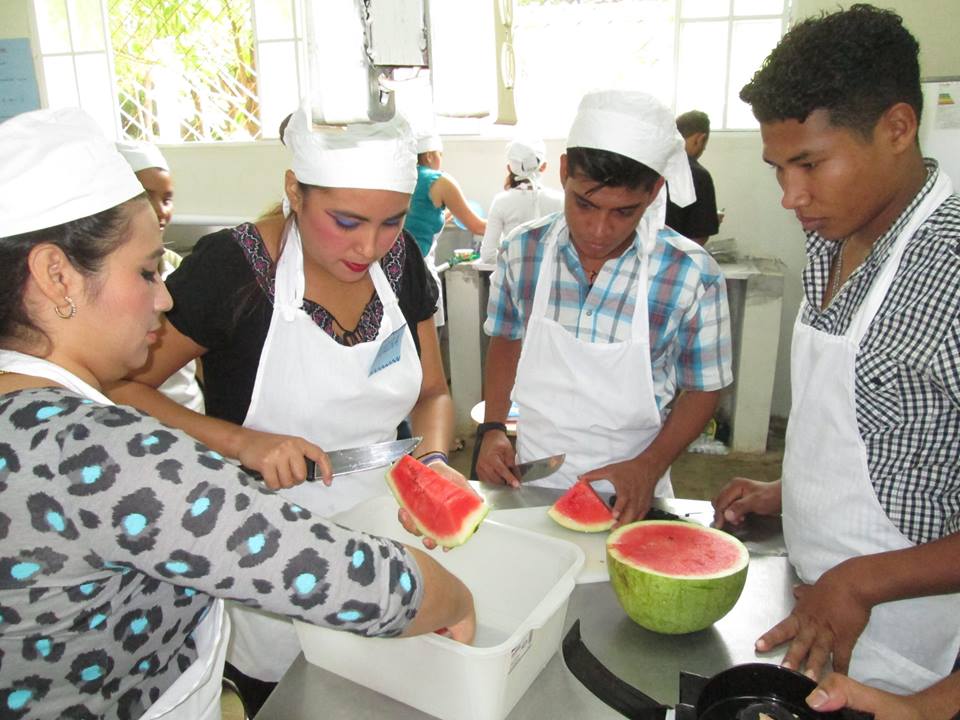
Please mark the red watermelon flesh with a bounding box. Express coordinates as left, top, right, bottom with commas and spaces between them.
385, 455, 488, 547
609, 521, 745, 577
547, 481, 614, 532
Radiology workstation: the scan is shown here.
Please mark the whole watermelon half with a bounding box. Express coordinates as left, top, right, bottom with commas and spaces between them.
607, 520, 748, 634
385, 455, 489, 548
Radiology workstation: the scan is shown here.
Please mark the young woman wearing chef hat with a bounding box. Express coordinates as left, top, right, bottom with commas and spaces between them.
477, 89, 733, 528
115, 139, 205, 416
108, 104, 475, 709
479, 136, 564, 264
0, 108, 474, 720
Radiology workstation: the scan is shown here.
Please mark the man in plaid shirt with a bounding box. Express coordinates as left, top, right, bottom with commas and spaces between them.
476, 89, 733, 527
713, 3, 960, 704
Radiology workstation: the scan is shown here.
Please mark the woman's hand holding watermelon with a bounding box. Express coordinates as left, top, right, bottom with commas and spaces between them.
396, 460, 483, 551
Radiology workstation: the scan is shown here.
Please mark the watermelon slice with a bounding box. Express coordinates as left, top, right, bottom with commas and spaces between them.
547, 481, 614, 532
385, 455, 488, 548
606, 520, 749, 634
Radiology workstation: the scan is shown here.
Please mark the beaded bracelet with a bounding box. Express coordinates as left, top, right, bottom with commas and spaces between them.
416, 451, 449, 467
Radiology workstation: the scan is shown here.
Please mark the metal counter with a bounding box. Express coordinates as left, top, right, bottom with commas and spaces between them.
255, 488, 794, 719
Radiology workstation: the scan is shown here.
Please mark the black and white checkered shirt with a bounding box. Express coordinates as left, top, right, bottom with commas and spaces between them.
800, 160, 960, 545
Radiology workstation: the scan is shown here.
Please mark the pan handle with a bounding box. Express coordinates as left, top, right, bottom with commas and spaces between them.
562, 619, 669, 720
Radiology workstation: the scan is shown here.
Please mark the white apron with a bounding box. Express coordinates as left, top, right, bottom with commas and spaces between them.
228, 220, 423, 681
425, 232, 445, 327
0, 350, 228, 720
511, 216, 673, 497
781, 171, 960, 694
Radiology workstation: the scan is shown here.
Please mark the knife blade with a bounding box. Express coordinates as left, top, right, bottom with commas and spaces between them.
512, 453, 565, 483
306, 437, 422, 480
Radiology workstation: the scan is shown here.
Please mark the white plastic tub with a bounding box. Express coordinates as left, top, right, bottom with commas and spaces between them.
293, 495, 584, 720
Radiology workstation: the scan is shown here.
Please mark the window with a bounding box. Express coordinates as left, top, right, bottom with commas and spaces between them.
432, 0, 788, 135
676, 0, 786, 128
32, 0, 116, 135
32, 0, 305, 142
31, 0, 786, 143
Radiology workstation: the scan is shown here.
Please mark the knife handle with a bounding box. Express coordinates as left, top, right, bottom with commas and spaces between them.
304, 458, 318, 481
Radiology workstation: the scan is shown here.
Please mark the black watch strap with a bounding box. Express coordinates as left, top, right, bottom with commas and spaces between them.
476, 421, 508, 437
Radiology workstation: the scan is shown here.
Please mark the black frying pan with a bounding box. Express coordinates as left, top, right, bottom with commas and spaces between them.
693, 663, 873, 720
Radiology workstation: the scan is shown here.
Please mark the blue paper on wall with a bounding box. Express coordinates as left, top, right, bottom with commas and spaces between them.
0, 38, 41, 122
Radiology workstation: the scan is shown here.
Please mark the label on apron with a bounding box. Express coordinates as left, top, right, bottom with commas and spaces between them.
368, 325, 405, 376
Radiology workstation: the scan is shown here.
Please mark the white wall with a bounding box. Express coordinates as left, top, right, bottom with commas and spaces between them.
0, 0, 31, 38
3, 0, 957, 419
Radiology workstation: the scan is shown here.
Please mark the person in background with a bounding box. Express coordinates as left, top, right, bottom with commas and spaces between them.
665, 110, 720, 245
806, 671, 960, 719
712, 4, 960, 695
0, 107, 474, 720
404, 131, 487, 326
476, 90, 732, 526
107, 105, 471, 712
116, 140, 205, 414
479, 137, 564, 264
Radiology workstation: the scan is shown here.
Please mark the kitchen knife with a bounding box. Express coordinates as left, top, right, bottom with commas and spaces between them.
512, 453, 565, 483
306, 437, 422, 480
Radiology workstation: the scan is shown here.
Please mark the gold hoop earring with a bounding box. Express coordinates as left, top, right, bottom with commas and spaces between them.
54, 296, 77, 320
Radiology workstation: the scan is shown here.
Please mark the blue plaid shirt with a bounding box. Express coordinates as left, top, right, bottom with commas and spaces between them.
484, 213, 733, 413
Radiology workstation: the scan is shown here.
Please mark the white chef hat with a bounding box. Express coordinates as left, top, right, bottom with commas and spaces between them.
566, 90, 695, 207
415, 131, 443, 154
506, 137, 547, 181
116, 140, 170, 172
0, 108, 145, 238
283, 104, 418, 194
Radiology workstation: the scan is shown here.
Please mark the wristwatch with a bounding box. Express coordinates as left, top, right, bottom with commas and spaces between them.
476, 421, 508, 437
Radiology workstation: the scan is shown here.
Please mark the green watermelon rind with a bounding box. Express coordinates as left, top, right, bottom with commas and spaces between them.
385, 458, 489, 548
606, 520, 749, 634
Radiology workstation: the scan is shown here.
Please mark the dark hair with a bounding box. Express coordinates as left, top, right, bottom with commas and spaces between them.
278, 113, 293, 145
505, 171, 533, 190
676, 110, 710, 138
565, 147, 660, 192
0, 196, 147, 344
740, 4, 922, 137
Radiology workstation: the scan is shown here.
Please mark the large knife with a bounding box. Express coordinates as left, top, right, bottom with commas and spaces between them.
306, 437, 422, 480
512, 453, 565, 483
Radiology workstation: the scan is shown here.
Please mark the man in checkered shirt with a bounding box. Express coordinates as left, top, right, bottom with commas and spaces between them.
475, 89, 733, 526
713, 3, 960, 704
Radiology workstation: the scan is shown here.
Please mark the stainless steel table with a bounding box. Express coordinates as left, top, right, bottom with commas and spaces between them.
255, 489, 794, 719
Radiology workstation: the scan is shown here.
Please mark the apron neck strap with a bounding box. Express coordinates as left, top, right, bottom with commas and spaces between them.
530, 218, 651, 342
848, 170, 953, 344
275, 223, 403, 324
275, 221, 306, 320
0, 349, 113, 404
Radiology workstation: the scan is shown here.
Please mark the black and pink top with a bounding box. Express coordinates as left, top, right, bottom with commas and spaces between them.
165, 223, 438, 425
